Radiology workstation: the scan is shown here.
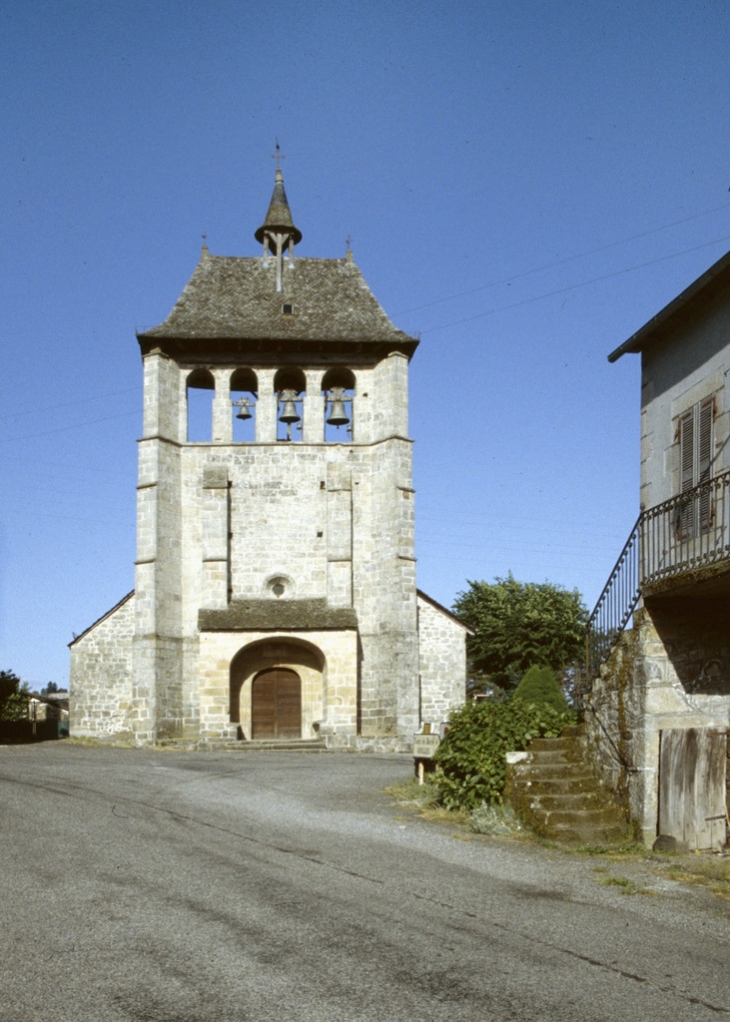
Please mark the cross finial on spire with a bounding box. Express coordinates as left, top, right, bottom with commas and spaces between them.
345, 234, 353, 249
271, 140, 285, 171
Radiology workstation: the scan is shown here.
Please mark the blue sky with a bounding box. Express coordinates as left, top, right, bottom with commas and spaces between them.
2, 0, 730, 687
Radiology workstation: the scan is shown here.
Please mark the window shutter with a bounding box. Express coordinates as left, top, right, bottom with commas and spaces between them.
677, 398, 715, 537
678, 411, 695, 537
698, 399, 714, 528
679, 411, 694, 492
698, 399, 713, 483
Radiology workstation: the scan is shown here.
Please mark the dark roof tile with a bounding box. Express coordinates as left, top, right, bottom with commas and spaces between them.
138, 252, 416, 353
199, 599, 358, 631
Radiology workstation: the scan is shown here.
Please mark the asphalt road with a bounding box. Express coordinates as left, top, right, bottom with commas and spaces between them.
1, 743, 728, 1022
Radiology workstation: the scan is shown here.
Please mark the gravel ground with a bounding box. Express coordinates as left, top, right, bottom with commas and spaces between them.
1, 742, 728, 1022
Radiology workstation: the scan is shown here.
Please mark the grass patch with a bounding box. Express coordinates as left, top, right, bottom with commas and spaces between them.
656, 857, 730, 900
470, 801, 523, 836
599, 874, 656, 896
385, 777, 521, 832
66, 736, 135, 748
573, 840, 649, 860
385, 776, 473, 826
385, 776, 440, 810
601, 875, 637, 893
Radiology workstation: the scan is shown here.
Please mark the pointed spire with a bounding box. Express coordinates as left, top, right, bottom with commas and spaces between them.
255, 152, 302, 292
254, 164, 302, 252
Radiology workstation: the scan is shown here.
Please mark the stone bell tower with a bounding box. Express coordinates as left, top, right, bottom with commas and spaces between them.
131, 163, 421, 747
69, 162, 470, 747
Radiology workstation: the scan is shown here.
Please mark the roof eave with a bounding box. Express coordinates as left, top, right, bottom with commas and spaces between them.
608, 248, 730, 363
136, 332, 419, 360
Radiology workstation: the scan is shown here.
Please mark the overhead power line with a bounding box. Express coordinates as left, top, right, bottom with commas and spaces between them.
420, 233, 730, 335
395, 201, 730, 317
1, 411, 138, 444
0, 387, 139, 423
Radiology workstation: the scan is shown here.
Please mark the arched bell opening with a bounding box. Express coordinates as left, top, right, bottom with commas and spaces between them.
230, 636, 326, 740
322, 367, 355, 443
186, 368, 215, 442
230, 367, 258, 442
274, 367, 306, 442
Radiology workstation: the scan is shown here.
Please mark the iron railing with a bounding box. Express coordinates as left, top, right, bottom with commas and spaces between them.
586, 469, 730, 681
639, 469, 730, 585
586, 516, 640, 682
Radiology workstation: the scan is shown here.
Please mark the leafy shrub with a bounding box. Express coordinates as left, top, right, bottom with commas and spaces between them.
0, 669, 28, 722
513, 665, 568, 713
434, 698, 576, 809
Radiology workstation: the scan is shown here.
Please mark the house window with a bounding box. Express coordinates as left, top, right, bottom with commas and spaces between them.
677, 397, 715, 536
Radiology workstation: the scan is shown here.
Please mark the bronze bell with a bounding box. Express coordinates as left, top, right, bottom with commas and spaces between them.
278, 390, 301, 424
235, 398, 252, 421
327, 399, 349, 426
326, 387, 350, 427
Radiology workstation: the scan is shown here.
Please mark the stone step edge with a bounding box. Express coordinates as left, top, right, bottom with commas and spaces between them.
158, 738, 330, 752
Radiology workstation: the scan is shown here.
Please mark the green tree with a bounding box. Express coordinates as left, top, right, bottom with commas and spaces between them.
453, 575, 587, 693
0, 669, 29, 721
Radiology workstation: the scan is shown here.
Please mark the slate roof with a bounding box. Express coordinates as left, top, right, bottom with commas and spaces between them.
137, 250, 418, 359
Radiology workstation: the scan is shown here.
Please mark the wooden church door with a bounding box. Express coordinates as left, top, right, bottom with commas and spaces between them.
252, 669, 302, 739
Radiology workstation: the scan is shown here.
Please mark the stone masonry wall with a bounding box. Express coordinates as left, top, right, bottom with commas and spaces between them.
584, 606, 730, 845
70, 593, 135, 737
417, 595, 468, 726
171, 350, 419, 744
73, 347, 420, 746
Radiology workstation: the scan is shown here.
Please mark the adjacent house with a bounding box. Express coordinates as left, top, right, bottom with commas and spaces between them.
586, 249, 730, 849
69, 166, 470, 748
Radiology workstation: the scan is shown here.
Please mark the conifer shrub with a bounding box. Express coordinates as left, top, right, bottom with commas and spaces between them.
513, 664, 568, 713
433, 698, 576, 810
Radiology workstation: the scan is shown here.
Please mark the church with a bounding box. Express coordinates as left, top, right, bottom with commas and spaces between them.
69, 164, 470, 749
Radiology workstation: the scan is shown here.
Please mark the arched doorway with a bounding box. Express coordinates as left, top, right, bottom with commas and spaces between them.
251, 668, 302, 739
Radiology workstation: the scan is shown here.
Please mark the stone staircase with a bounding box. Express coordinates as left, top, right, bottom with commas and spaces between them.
505, 725, 629, 845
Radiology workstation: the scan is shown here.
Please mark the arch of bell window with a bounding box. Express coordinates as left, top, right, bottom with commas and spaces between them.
273, 367, 306, 442
186, 368, 215, 442
230, 368, 258, 442
321, 367, 355, 443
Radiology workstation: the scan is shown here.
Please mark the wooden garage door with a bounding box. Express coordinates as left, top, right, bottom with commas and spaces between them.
659, 728, 727, 850
252, 668, 301, 740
